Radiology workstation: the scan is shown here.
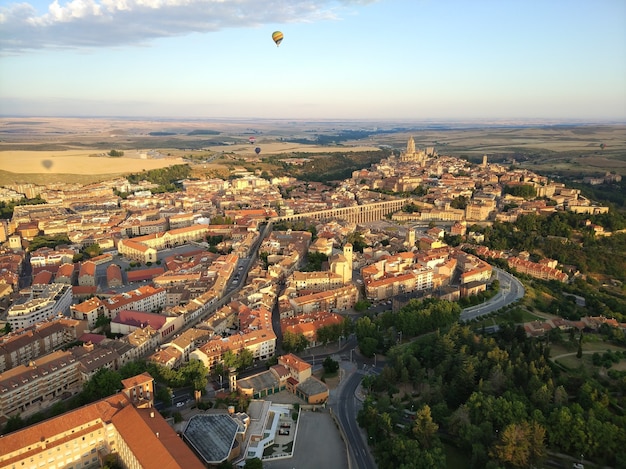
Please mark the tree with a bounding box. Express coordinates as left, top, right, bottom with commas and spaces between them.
491, 420, 546, 468
244, 457, 263, 469
82, 368, 122, 402
323, 356, 339, 374
95, 315, 111, 330
412, 405, 439, 449
83, 243, 102, 258
282, 330, 308, 353
346, 232, 367, 252
180, 359, 209, 391
238, 348, 254, 371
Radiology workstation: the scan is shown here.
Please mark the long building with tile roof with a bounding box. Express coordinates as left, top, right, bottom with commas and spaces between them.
0, 373, 205, 469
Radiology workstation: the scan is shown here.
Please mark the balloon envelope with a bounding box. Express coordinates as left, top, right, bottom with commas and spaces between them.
41, 159, 53, 170
272, 31, 284, 47
255, 147, 261, 155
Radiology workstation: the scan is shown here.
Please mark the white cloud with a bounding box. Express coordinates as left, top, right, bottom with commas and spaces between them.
0, 0, 369, 53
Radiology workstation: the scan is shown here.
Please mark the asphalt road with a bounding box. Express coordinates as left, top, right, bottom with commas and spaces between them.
329, 361, 377, 469
460, 267, 525, 321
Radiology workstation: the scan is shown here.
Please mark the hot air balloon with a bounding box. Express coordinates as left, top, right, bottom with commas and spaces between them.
249, 136, 256, 144
272, 31, 283, 47
41, 159, 53, 170
255, 147, 261, 155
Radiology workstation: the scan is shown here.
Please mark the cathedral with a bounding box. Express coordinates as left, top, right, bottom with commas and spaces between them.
399, 136, 431, 165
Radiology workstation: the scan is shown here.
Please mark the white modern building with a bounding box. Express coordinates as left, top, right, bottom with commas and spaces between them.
7, 284, 73, 330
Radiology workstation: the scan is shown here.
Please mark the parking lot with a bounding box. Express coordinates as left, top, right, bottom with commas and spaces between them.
263, 410, 348, 469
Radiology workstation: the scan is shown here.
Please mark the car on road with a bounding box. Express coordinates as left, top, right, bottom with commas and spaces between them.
176, 401, 185, 407
278, 429, 289, 435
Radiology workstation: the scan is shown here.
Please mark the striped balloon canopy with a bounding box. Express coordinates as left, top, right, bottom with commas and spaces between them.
272, 31, 284, 47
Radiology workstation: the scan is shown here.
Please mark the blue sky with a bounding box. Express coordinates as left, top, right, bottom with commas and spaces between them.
1, 0, 625, 120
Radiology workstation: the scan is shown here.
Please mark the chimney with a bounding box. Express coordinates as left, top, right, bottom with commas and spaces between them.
150, 411, 155, 418
156, 432, 159, 438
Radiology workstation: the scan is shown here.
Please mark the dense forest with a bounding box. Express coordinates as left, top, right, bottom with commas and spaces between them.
358, 323, 626, 469
465, 211, 626, 322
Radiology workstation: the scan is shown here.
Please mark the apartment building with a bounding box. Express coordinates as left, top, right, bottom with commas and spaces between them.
288, 284, 359, 315
0, 318, 85, 373
0, 350, 81, 422
7, 284, 73, 330
0, 373, 206, 469
103, 285, 166, 317
292, 271, 344, 292
191, 326, 276, 373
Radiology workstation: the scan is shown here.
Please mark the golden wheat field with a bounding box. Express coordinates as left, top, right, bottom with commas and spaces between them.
0, 150, 186, 175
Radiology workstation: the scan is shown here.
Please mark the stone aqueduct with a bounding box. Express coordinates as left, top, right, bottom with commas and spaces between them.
273, 198, 410, 225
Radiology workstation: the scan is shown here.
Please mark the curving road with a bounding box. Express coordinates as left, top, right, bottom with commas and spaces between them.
460, 267, 525, 321
329, 367, 377, 469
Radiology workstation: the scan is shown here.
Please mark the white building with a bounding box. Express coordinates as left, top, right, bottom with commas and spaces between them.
7, 284, 73, 330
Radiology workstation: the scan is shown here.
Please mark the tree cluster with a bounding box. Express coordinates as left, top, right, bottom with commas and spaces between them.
355, 299, 461, 357
358, 323, 626, 468
126, 164, 191, 192
0, 195, 46, 219
502, 184, 537, 199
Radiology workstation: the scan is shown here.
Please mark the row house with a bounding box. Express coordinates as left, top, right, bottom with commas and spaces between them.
167, 212, 196, 230
0, 318, 86, 372
507, 257, 569, 282
280, 311, 344, 347
72, 343, 121, 381
103, 285, 166, 317
157, 327, 212, 367
29, 246, 76, 268
288, 284, 359, 316
291, 271, 344, 292
459, 262, 493, 285
0, 350, 81, 422
201, 303, 238, 336
148, 347, 181, 368
120, 217, 169, 237
125, 325, 162, 359
365, 268, 434, 301
0, 249, 24, 288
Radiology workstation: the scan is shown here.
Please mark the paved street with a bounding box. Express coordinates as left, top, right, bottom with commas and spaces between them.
460, 267, 525, 321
